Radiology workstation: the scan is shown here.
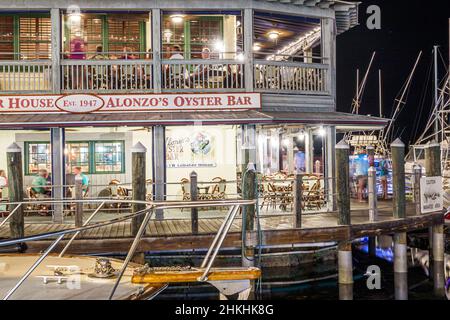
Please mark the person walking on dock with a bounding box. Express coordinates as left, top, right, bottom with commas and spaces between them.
355, 151, 369, 202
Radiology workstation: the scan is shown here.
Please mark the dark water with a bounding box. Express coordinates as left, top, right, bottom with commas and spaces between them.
153, 246, 443, 300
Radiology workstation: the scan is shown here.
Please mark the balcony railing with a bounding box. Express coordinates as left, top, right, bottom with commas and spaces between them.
254, 60, 328, 94
61, 59, 153, 93
161, 59, 244, 91
0, 60, 52, 93
0, 53, 330, 95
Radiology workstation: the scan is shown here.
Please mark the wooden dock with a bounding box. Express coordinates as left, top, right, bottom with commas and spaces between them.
0, 201, 443, 254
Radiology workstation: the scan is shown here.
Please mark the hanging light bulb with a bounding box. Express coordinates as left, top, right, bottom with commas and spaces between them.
268, 31, 280, 41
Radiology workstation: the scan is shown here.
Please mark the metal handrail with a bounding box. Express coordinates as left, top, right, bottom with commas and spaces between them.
0, 198, 256, 300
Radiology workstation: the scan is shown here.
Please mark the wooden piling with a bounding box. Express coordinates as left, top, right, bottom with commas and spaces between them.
412, 164, 422, 215
394, 232, 408, 300
432, 223, 445, 297
293, 173, 302, 228
190, 171, 198, 235
6, 143, 24, 239
391, 138, 405, 219
74, 175, 83, 227
338, 241, 353, 300
242, 164, 256, 267
131, 142, 147, 236
335, 140, 350, 225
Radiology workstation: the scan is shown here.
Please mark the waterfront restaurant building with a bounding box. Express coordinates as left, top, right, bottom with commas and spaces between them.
0, 0, 387, 221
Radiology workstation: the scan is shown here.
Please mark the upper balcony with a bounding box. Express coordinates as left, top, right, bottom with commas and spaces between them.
0, 9, 336, 98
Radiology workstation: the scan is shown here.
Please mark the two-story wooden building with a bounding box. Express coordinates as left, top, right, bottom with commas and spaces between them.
0, 0, 387, 221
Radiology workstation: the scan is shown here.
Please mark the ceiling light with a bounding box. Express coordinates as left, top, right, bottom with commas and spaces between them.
253, 43, 261, 51
318, 127, 326, 137
68, 12, 82, 24
170, 14, 184, 24
214, 40, 224, 52
268, 31, 280, 40
163, 29, 173, 42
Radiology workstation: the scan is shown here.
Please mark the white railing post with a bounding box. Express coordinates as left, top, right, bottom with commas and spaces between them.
152, 9, 162, 93
243, 8, 254, 92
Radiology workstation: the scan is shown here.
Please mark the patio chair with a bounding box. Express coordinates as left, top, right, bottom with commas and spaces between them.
210, 177, 227, 201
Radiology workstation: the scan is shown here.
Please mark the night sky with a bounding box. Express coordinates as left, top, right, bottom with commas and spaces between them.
336, 0, 449, 146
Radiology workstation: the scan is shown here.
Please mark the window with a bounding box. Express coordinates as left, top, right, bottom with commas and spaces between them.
25, 140, 125, 175
65, 142, 90, 174
94, 141, 124, 173
108, 16, 144, 54
25, 142, 51, 175
0, 15, 51, 60
19, 17, 51, 59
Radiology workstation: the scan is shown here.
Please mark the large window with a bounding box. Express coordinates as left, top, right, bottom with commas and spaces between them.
162, 11, 242, 59
25, 142, 51, 175
25, 140, 125, 175
0, 14, 51, 60
63, 13, 148, 58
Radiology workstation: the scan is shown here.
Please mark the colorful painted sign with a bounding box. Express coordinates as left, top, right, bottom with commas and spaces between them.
0, 93, 261, 114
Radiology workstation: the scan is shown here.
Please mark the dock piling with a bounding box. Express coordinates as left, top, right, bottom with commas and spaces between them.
338, 242, 353, 300
394, 232, 408, 300
412, 164, 422, 215
293, 173, 302, 228
242, 163, 256, 268
74, 175, 83, 227
335, 140, 350, 225
190, 171, 198, 235
131, 142, 147, 236
391, 138, 406, 219
6, 143, 24, 239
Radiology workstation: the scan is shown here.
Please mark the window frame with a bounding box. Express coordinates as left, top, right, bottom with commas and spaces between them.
24, 140, 126, 176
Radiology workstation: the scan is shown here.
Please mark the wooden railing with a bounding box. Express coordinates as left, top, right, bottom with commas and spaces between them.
0, 60, 52, 92
0, 58, 330, 95
61, 59, 153, 93
161, 59, 244, 91
254, 60, 328, 94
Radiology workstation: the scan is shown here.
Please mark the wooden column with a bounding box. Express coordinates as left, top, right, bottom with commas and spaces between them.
7, 143, 24, 239
131, 142, 147, 236
394, 232, 408, 300
391, 138, 405, 219
293, 173, 302, 228
243, 8, 254, 92
152, 126, 166, 220
412, 164, 422, 215
51, 127, 65, 223
190, 171, 198, 235
74, 175, 83, 227
425, 141, 445, 296
50, 8, 61, 93
335, 140, 350, 225
338, 242, 353, 300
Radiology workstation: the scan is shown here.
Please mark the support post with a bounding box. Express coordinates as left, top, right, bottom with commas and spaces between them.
391, 138, 405, 219
335, 140, 350, 225
7, 143, 24, 239
325, 126, 336, 211
131, 142, 147, 236
338, 242, 353, 300
190, 171, 198, 235
50, 8, 61, 93
74, 175, 83, 227
425, 140, 441, 285
305, 129, 314, 173
243, 8, 254, 92
293, 173, 302, 228
152, 126, 166, 220
151, 8, 162, 93
432, 224, 445, 297
394, 232, 408, 300
51, 128, 65, 223
413, 164, 422, 215
241, 124, 256, 173
368, 166, 378, 221
242, 164, 256, 267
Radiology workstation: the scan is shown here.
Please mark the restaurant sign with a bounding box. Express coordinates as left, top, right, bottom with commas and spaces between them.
0, 93, 261, 114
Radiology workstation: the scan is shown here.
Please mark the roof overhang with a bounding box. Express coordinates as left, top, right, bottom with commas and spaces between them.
0, 110, 388, 130
255, 0, 360, 35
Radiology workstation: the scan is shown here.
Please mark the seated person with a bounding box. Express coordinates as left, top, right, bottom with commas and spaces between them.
73, 166, 89, 194
190, 47, 211, 87
32, 169, 51, 198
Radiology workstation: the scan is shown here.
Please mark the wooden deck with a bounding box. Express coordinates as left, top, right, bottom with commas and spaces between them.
0, 201, 444, 254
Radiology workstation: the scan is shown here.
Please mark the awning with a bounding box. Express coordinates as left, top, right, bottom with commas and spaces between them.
0, 110, 388, 129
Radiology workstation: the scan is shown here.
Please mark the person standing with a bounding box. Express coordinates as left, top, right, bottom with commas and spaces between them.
355, 151, 369, 202
379, 158, 389, 200
73, 166, 89, 195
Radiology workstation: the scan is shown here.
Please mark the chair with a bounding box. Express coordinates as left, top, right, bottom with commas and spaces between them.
302, 175, 324, 211
181, 178, 191, 201
146, 179, 153, 201
210, 177, 227, 201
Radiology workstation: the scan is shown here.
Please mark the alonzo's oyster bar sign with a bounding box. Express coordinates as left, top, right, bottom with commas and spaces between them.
0, 93, 261, 114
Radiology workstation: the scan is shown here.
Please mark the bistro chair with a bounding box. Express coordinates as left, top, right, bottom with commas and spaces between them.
146, 178, 153, 201
210, 177, 227, 201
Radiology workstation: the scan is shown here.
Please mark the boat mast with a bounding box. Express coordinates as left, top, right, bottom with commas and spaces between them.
379, 69, 383, 117
434, 45, 439, 141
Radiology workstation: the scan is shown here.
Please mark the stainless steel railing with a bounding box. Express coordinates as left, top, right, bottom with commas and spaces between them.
0, 198, 255, 300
